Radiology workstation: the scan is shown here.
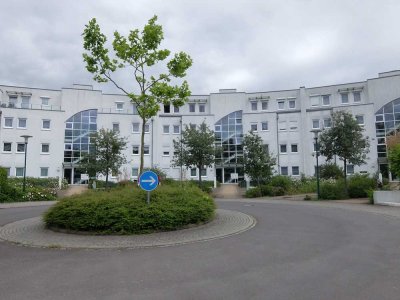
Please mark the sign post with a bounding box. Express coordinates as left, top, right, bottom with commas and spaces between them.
138, 171, 159, 204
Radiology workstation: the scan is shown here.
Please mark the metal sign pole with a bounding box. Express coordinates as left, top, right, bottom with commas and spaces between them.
147, 191, 150, 205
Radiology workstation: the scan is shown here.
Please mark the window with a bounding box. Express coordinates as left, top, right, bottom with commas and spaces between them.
42, 119, 51, 130
263, 144, 269, 154
261, 121, 268, 131
279, 121, 287, 131
132, 145, 139, 155
281, 166, 288, 175
291, 144, 298, 153
132, 123, 140, 133
292, 166, 300, 176
347, 164, 354, 174
189, 103, 195, 113
41, 97, 50, 106
41, 143, 50, 154
164, 104, 170, 113
8, 95, 17, 107
310, 96, 320, 107
163, 125, 170, 133
323, 118, 332, 128
115, 102, 124, 111
312, 119, 320, 129
280, 144, 287, 153
21, 96, 30, 109
356, 115, 364, 125
261, 101, 268, 110
288, 99, 296, 109
173, 106, 179, 113
289, 120, 298, 130
341, 93, 349, 104
144, 145, 150, 155
17, 143, 25, 153
173, 125, 180, 134
3, 142, 11, 152
40, 167, 49, 177
251, 102, 257, 111
163, 150, 170, 156
18, 118, 27, 128
144, 123, 150, 133
16, 167, 24, 177
201, 169, 207, 177
132, 168, 139, 177
250, 123, 258, 131
190, 168, 196, 177
4, 117, 13, 128
353, 91, 361, 102
199, 104, 205, 113
112, 123, 119, 132
322, 95, 330, 106
277, 100, 285, 110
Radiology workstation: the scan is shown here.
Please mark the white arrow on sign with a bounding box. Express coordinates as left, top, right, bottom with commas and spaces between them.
141, 176, 156, 185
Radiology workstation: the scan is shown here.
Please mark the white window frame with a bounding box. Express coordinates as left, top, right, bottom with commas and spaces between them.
277, 100, 285, 110
356, 115, 364, 126
312, 119, 320, 129
279, 121, 287, 131
280, 144, 287, 153
323, 118, 332, 128
4, 117, 13, 128
131, 168, 139, 178
346, 165, 354, 175
163, 104, 171, 113
291, 144, 298, 153
201, 168, 207, 177
18, 118, 27, 129
341, 93, 349, 104
132, 145, 139, 155
144, 123, 150, 133
322, 95, 330, 106
163, 125, 170, 134
16, 167, 24, 177
173, 106, 180, 113
132, 122, 140, 133
144, 145, 150, 155
261, 101, 268, 110
190, 168, 197, 177
261, 121, 268, 131
41, 97, 50, 106
250, 123, 258, 132
251, 101, 258, 111
288, 99, 296, 109
173, 125, 180, 134
310, 96, 320, 107
189, 103, 195, 113
42, 119, 51, 130
40, 167, 49, 178
17, 143, 26, 153
112, 122, 120, 132
353, 91, 361, 103
21, 96, 30, 109
3, 142, 12, 153
199, 104, 206, 113
115, 101, 124, 111
289, 120, 298, 131
280, 166, 289, 176
41, 143, 50, 154
292, 166, 300, 176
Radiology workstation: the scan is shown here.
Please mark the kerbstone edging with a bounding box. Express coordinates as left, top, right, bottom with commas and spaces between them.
0, 209, 256, 249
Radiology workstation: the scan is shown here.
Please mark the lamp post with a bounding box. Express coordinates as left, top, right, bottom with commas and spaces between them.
311, 129, 321, 199
20, 135, 32, 192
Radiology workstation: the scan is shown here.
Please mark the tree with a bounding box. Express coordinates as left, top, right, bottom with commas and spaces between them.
242, 131, 276, 188
387, 135, 400, 178
319, 110, 370, 190
80, 128, 127, 187
82, 16, 192, 174
171, 122, 216, 185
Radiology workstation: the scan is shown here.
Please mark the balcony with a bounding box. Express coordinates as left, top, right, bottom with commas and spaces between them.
0, 101, 62, 111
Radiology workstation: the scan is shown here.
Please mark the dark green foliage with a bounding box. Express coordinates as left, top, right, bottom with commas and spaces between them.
44, 183, 215, 234
245, 187, 262, 198
90, 180, 118, 189
242, 132, 276, 187
269, 175, 291, 191
143, 166, 167, 179
348, 174, 376, 198
320, 163, 344, 180
319, 180, 348, 200
388, 144, 400, 178
172, 122, 216, 185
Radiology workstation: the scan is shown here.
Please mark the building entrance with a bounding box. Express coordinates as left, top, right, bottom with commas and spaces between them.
63, 168, 88, 185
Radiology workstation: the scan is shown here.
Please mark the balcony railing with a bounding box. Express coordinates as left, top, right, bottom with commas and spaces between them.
98, 107, 138, 115
0, 101, 62, 111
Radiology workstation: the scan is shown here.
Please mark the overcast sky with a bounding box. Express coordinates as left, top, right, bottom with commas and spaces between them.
1, 0, 399, 95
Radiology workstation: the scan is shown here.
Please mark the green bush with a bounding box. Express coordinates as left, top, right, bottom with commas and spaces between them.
348, 174, 376, 198
269, 175, 292, 192
289, 177, 317, 194
22, 186, 56, 201
319, 179, 348, 200
44, 183, 215, 234
320, 163, 344, 180
245, 187, 262, 198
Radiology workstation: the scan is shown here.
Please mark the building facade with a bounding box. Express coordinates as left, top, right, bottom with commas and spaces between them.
1, 70, 400, 185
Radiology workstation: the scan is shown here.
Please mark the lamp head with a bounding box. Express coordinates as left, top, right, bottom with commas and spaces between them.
20, 135, 33, 143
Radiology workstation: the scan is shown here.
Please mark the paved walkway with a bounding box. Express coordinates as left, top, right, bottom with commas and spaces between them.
0, 201, 57, 209
0, 209, 256, 249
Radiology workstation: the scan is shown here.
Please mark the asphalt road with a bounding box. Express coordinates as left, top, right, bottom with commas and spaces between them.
0, 201, 399, 300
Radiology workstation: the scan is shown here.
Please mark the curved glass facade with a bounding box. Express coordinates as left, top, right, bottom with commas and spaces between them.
64, 109, 97, 164
214, 110, 244, 183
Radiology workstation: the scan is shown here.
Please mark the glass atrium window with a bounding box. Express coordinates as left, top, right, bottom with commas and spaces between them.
63, 109, 97, 164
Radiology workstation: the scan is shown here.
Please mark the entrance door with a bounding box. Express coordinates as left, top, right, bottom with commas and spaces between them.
64, 168, 72, 185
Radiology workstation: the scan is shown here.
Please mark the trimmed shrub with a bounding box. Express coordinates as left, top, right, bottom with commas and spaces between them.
348, 174, 376, 198
245, 187, 262, 198
320, 163, 344, 180
269, 175, 292, 192
289, 177, 317, 194
44, 183, 215, 234
319, 179, 348, 200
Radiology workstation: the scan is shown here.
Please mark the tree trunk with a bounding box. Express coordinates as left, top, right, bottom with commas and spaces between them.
140, 119, 146, 175
198, 164, 202, 187
105, 172, 109, 190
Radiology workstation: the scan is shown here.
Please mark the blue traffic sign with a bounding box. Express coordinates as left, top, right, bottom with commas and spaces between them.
139, 171, 159, 192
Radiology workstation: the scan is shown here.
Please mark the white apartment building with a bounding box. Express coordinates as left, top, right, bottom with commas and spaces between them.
1, 70, 400, 185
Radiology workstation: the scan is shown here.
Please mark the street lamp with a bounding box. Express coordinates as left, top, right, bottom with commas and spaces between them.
20, 135, 32, 192
311, 129, 321, 199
